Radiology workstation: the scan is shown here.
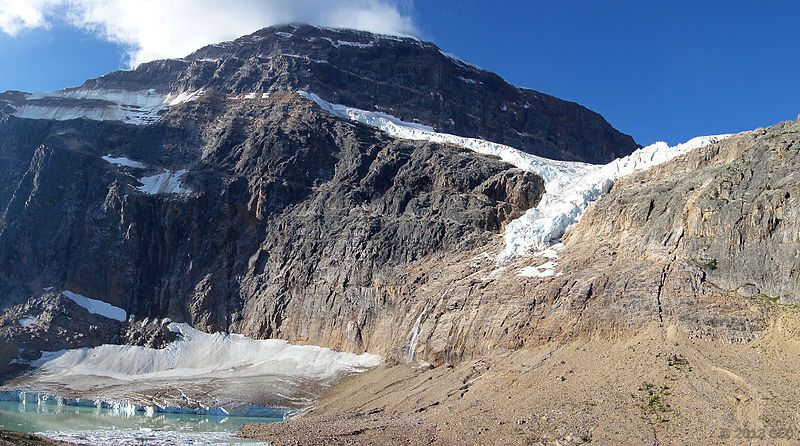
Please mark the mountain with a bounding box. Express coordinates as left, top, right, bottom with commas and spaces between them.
2, 24, 637, 164
0, 24, 637, 355
0, 23, 798, 445
243, 119, 800, 446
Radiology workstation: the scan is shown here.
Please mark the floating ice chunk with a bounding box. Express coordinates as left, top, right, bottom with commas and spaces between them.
31, 323, 380, 383
42, 430, 269, 446
102, 155, 146, 169
62, 291, 127, 322
137, 170, 191, 195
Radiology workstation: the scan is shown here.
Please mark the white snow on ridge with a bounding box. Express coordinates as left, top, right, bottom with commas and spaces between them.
62, 291, 127, 322
11, 88, 204, 125
335, 40, 374, 48
137, 170, 192, 195
102, 155, 146, 169
439, 50, 483, 71
32, 323, 380, 383
298, 90, 730, 259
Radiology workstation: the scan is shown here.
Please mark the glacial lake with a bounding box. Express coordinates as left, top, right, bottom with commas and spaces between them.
0, 400, 280, 445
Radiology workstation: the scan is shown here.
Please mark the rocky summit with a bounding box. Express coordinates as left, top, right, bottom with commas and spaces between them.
0, 23, 798, 446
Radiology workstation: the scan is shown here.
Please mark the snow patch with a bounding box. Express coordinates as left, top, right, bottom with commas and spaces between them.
137, 170, 191, 195
102, 155, 145, 169
163, 89, 204, 106
18, 316, 37, 327
62, 291, 127, 322
32, 323, 380, 383
11, 88, 204, 125
335, 39, 373, 48
298, 91, 730, 258
457, 76, 480, 85
439, 50, 483, 70
517, 261, 557, 278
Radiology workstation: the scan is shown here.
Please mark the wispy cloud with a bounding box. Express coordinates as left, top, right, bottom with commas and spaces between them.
0, 0, 417, 67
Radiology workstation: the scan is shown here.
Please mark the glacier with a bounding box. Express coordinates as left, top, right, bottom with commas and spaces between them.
8, 88, 204, 125
6, 323, 381, 417
31, 322, 380, 384
298, 91, 730, 259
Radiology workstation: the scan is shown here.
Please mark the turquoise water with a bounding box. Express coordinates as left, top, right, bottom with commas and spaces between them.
0, 401, 280, 445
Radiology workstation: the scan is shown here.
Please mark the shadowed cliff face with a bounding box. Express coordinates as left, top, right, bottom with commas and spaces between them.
0, 91, 544, 371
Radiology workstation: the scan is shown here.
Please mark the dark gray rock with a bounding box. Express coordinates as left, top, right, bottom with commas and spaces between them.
46, 24, 639, 163
0, 90, 544, 374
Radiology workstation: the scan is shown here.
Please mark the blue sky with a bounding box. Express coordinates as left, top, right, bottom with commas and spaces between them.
0, 1, 798, 146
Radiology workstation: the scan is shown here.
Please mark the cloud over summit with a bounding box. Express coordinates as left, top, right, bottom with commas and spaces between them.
0, 0, 417, 67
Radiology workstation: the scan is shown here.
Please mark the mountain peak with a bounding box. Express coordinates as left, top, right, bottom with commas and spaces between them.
1, 24, 637, 163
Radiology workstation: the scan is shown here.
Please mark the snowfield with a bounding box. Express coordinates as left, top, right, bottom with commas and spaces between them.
137, 170, 192, 195
32, 323, 380, 383
102, 155, 146, 169
10, 88, 204, 125
298, 90, 730, 259
62, 291, 127, 322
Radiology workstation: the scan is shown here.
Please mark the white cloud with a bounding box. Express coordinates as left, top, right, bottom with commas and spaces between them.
0, 0, 62, 35
0, 0, 417, 67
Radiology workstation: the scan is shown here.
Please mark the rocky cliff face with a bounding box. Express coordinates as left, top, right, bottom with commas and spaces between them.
3, 24, 638, 164
0, 86, 543, 372
383, 120, 800, 365
2, 25, 795, 382
0, 24, 641, 375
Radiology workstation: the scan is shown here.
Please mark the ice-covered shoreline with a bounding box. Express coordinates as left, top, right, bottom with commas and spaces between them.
0, 389, 286, 419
